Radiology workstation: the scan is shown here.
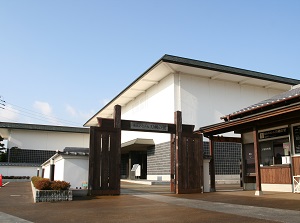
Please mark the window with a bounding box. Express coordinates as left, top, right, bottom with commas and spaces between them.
293, 125, 300, 154
260, 138, 290, 166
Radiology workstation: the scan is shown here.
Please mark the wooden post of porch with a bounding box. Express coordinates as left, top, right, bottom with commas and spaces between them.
209, 137, 216, 192
253, 127, 262, 196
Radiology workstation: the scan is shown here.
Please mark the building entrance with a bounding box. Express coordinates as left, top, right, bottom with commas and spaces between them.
88, 105, 203, 195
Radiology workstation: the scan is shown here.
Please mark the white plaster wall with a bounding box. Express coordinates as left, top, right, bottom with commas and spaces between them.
180, 74, 283, 133
121, 74, 175, 144
63, 157, 89, 189
53, 157, 65, 181
120, 73, 284, 144
7, 129, 89, 151
43, 163, 50, 179
0, 166, 38, 177
42, 155, 88, 188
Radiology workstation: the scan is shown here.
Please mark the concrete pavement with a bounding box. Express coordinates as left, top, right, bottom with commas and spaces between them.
0, 182, 300, 223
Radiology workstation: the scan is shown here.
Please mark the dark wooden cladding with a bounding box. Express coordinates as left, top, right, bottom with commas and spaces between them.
260, 165, 292, 184
177, 133, 203, 193
88, 126, 96, 193
176, 118, 203, 194
89, 109, 203, 195
292, 156, 300, 176
97, 117, 194, 134
88, 127, 120, 196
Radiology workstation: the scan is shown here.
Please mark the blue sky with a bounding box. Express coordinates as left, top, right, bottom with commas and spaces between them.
0, 1, 299, 127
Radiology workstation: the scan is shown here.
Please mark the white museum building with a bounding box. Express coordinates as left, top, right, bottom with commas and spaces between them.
84, 54, 300, 182
0, 122, 89, 177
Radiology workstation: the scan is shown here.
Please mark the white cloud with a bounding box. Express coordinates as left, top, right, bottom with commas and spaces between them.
33, 101, 62, 125
65, 104, 95, 125
66, 104, 77, 117
79, 110, 95, 120
0, 104, 19, 122
33, 101, 53, 116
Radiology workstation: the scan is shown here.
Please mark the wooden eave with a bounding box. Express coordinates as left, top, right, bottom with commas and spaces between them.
198, 102, 300, 137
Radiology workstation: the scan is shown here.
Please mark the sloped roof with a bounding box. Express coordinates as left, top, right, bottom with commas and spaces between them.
0, 122, 89, 133
84, 54, 300, 127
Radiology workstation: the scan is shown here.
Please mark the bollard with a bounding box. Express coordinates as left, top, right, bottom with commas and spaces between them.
0, 174, 2, 187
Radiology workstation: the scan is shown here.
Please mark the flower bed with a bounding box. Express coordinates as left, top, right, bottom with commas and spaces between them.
31, 177, 72, 203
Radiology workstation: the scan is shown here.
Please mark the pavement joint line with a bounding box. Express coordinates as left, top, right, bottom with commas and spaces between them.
1, 182, 9, 187
135, 194, 300, 223
0, 211, 33, 223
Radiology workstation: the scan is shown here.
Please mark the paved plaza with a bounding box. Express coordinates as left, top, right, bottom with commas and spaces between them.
0, 182, 300, 222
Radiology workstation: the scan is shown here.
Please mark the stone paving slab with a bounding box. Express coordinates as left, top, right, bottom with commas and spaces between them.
0, 212, 33, 223
136, 194, 300, 223
0, 182, 299, 223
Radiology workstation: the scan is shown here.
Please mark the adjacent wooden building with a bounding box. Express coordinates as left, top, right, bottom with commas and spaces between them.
199, 85, 300, 194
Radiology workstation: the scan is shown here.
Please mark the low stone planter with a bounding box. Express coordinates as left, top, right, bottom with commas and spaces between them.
31, 182, 72, 203
71, 188, 88, 197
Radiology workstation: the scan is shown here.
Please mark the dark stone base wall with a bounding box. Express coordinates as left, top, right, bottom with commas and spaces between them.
147, 141, 241, 176
147, 142, 170, 176
203, 141, 241, 175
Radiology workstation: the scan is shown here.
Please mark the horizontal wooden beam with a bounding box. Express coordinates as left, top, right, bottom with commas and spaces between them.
199, 103, 300, 136
97, 118, 194, 134
210, 136, 242, 143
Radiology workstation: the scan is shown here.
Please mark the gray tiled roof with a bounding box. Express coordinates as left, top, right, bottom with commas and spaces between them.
228, 85, 300, 119
62, 147, 89, 156
162, 55, 300, 85
0, 162, 41, 167
0, 122, 89, 133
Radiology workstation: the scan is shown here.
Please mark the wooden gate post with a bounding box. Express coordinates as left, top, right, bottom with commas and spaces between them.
88, 105, 122, 196
170, 133, 176, 193
175, 111, 182, 194
112, 105, 121, 193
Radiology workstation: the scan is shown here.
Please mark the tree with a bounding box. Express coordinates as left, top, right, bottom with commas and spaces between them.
0, 135, 7, 162
0, 135, 4, 148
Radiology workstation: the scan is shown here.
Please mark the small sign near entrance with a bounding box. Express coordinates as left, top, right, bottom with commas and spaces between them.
130, 121, 168, 132
259, 127, 289, 140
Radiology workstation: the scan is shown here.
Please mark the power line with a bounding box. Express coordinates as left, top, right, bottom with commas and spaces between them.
0, 97, 83, 126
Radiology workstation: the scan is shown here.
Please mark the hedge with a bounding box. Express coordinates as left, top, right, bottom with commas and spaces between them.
2, 176, 30, 179
31, 177, 70, 190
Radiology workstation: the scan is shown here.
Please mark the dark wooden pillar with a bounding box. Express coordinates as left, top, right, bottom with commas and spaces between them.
175, 111, 182, 194
88, 126, 100, 195
112, 105, 121, 193
209, 137, 216, 192
253, 127, 262, 196
170, 134, 176, 193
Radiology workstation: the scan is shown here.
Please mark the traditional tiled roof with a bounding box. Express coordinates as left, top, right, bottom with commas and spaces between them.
223, 85, 300, 121
0, 122, 89, 133
63, 147, 89, 153
0, 162, 41, 167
